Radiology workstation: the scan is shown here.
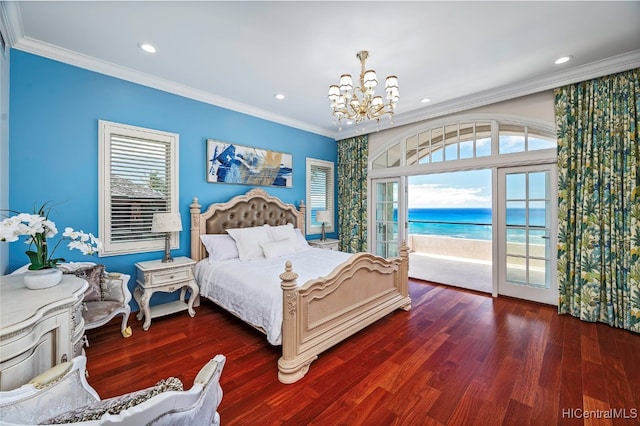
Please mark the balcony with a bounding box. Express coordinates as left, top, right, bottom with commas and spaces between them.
408, 234, 493, 293
408, 233, 548, 294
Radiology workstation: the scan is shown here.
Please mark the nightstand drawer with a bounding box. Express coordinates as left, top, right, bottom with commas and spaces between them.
149, 268, 191, 286
308, 239, 339, 251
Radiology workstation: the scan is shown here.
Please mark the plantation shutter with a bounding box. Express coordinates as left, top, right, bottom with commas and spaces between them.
309, 162, 334, 226
110, 135, 172, 242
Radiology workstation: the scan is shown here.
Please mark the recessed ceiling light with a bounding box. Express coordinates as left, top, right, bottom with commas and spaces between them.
346, 120, 353, 125
274, 94, 285, 100
555, 55, 573, 65
420, 98, 431, 103
138, 42, 157, 54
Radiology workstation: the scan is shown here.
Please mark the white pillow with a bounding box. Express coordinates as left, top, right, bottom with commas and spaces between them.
267, 223, 303, 250
260, 239, 297, 260
294, 228, 309, 248
226, 226, 271, 261
200, 234, 239, 262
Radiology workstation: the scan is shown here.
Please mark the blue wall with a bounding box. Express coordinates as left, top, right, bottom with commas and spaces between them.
8, 50, 336, 306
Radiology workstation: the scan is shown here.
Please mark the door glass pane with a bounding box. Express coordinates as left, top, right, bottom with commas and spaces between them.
528, 258, 548, 288
528, 172, 547, 199
506, 173, 526, 199
529, 201, 546, 226
506, 229, 525, 255
506, 255, 526, 284
387, 223, 397, 240
387, 243, 398, 258
506, 201, 526, 226
528, 229, 547, 258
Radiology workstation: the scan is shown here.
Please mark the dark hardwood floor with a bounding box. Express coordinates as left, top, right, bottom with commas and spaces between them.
84, 279, 640, 425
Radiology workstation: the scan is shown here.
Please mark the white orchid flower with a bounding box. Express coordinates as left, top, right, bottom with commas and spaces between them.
2, 209, 103, 268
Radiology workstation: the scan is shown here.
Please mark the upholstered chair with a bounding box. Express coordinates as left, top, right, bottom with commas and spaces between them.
60, 263, 133, 341
0, 354, 226, 425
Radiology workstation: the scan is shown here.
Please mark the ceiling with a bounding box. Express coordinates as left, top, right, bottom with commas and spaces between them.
3, 1, 640, 139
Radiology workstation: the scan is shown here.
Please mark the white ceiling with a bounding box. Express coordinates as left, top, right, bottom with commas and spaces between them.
3, 1, 640, 139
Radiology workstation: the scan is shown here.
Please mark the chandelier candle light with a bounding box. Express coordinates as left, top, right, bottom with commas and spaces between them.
328, 50, 399, 127
151, 212, 182, 263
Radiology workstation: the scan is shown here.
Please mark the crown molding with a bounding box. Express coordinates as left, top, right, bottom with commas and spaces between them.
335, 50, 640, 140
0, 1, 22, 48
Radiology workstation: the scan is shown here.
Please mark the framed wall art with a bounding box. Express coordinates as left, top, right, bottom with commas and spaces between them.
206, 139, 293, 188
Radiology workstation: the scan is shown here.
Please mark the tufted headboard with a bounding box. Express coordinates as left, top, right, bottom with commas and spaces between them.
189, 188, 306, 262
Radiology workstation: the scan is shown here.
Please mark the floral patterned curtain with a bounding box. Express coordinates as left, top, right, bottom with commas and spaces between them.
555, 68, 640, 333
337, 135, 368, 253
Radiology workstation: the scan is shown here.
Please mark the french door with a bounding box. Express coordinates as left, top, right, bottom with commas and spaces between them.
371, 178, 405, 258
497, 164, 557, 305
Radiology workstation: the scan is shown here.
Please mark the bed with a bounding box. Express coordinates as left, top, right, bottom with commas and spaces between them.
190, 188, 411, 384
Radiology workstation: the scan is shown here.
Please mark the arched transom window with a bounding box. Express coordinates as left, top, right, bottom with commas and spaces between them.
371, 120, 556, 170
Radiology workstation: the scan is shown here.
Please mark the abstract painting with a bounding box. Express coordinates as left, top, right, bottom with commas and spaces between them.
206, 139, 293, 188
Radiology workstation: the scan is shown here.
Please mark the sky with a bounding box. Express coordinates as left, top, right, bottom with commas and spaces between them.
408, 169, 492, 209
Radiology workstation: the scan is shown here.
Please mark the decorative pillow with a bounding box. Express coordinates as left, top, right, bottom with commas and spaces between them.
63, 264, 105, 302
226, 226, 271, 261
260, 239, 297, 260
42, 377, 183, 424
267, 223, 303, 250
200, 234, 240, 261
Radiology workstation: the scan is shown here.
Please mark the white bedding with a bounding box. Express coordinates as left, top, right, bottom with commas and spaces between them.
195, 247, 353, 345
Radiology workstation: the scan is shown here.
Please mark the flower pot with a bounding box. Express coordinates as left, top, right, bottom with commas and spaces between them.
23, 268, 63, 290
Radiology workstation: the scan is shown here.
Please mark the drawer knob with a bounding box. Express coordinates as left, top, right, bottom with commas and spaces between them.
170, 275, 175, 279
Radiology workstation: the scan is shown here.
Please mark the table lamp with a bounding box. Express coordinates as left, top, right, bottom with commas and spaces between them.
151, 212, 182, 262
316, 210, 331, 241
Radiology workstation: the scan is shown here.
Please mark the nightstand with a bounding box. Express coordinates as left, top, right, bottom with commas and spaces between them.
308, 238, 339, 251
134, 256, 199, 331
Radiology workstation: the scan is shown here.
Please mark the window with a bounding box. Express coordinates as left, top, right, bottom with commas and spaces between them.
371, 119, 555, 169
99, 120, 179, 256
306, 158, 335, 235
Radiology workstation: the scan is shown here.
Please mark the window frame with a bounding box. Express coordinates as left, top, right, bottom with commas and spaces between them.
98, 120, 179, 256
306, 158, 335, 235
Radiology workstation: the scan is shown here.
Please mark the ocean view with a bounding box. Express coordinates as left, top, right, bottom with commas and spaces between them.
407, 208, 546, 243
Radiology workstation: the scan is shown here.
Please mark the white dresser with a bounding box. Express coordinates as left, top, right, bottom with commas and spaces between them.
0, 274, 87, 391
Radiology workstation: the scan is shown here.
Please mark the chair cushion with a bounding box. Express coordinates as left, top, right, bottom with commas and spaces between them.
42, 377, 183, 424
63, 264, 104, 302
83, 301, 122, 325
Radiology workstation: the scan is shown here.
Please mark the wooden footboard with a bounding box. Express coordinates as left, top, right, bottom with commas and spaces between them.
277, 243, 411, 384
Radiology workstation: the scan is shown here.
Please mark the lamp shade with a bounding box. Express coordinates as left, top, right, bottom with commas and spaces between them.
151, 212, 182, 233
316, 210, 331, 224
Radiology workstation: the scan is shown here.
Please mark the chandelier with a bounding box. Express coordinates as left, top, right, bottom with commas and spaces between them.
328, 50, 399, 126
